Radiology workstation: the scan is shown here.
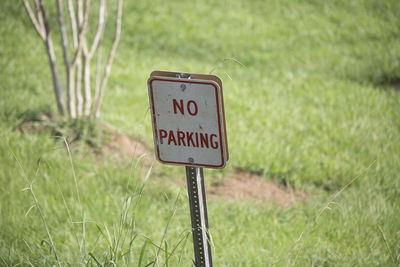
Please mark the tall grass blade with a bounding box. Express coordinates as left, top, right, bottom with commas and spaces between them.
164, 240, 169, 267
152, 191, 180, 266
81, 212, 87, 261
287, 160, 377, 264
209, 57, 246, 74
138, 240, 149, 267
89, 252, 102, 266
163, 231, 190, 267
377, 225, 396, 264
319, 160, 376, 218
54, 174, 81, 253
63, 137, 81, 205
177, 232, 190, 265
8, 145, 62, 267
24, 204, 36, 217
126, 234, 138, 266
95, 223, 112, 248
0, 256, 9, 267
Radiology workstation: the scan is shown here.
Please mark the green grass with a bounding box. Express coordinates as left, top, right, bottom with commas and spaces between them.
1, 0, 400, 265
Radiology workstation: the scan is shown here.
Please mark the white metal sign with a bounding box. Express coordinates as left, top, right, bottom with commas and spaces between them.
148, 71, 228, 168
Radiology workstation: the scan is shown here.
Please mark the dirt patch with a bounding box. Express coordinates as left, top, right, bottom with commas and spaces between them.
68, 128, 305, 205
18, 115, 154, 165
207, 170, 307, 206
18, 115, 305, 205
18, 113, 54, 134
101, 132, 154, 166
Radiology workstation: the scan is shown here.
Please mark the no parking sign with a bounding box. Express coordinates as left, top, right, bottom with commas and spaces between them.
148, 71, 228, 168
147, 70, 229, 267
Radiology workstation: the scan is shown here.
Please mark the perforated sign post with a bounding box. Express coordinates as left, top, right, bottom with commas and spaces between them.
148, 71, 228, 267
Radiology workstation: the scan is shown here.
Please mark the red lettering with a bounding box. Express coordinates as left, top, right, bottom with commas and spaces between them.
186, 132, 195, 147
173, 99, 198, 116
168, 130, 177, 145
177, 131, 186, 146
210, 134, 218, 149
187, 100, 198, 116
200, 133, 209, 148
159, 129, 167, 144
159, 130, 219, 150
195, 132, 199, 147
173, 99, 184, 115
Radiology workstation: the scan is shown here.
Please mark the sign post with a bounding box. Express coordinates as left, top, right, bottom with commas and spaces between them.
186, 166, 212, 266
148, 71, 228, 267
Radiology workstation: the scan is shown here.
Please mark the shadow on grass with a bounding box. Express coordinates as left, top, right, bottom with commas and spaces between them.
370, 74, 400, 92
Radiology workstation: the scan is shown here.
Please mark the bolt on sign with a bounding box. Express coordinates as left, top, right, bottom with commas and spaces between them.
147, 70, 229, 168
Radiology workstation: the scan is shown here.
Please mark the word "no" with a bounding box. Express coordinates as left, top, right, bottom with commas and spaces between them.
173, 99, 198, 116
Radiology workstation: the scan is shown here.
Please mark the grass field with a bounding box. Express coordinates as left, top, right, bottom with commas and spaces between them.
1, 0, 400, 266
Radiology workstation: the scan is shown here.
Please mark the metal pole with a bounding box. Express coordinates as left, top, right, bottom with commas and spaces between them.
185, 166, 213, 267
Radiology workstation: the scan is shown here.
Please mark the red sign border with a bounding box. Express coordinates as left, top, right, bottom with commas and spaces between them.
148, 77, 226, 168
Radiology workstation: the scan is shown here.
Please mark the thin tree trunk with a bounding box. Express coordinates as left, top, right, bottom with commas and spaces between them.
75, 0, 85, 117
83, 42, 91, 117
56, 0, 76, 118
76, 56, 83, 117
67, 0, 78, 49
66, 0, 81, 117
67, 67, 76, 118
75, 0, 92, 118
93, 0, 123, 118
39, 0, 65, 115
45, 38, 65, 115
82, 0, 105, 117
24, 0, 65, 115
94, 31, 104, 107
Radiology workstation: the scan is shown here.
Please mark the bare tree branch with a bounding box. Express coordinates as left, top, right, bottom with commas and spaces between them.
34, 0, 45, 33
57, 0, 76, 118
94, 24, 104, 108
71, 0, 92, 68
82, 40, 91, 116
75, 56, 83, 117
81, 9, 89, 117
22, 0, 45, 40
74, 0, 92, 117
38, 0, 65, 115
93, 0, 123, 117
89, 0, 106, 57
73, 0, 84, 117
67, 0, 78, 49
37, 0, 51, 41
56, 0, 70, 66
81, 0, 106, 116
77, 0, 83, 25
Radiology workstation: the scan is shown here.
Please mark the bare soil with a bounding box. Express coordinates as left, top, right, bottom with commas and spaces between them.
19, 117, 307, 205
101, 133, 307, 205
101, 132, 154, 167
207, 170, 307, 205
